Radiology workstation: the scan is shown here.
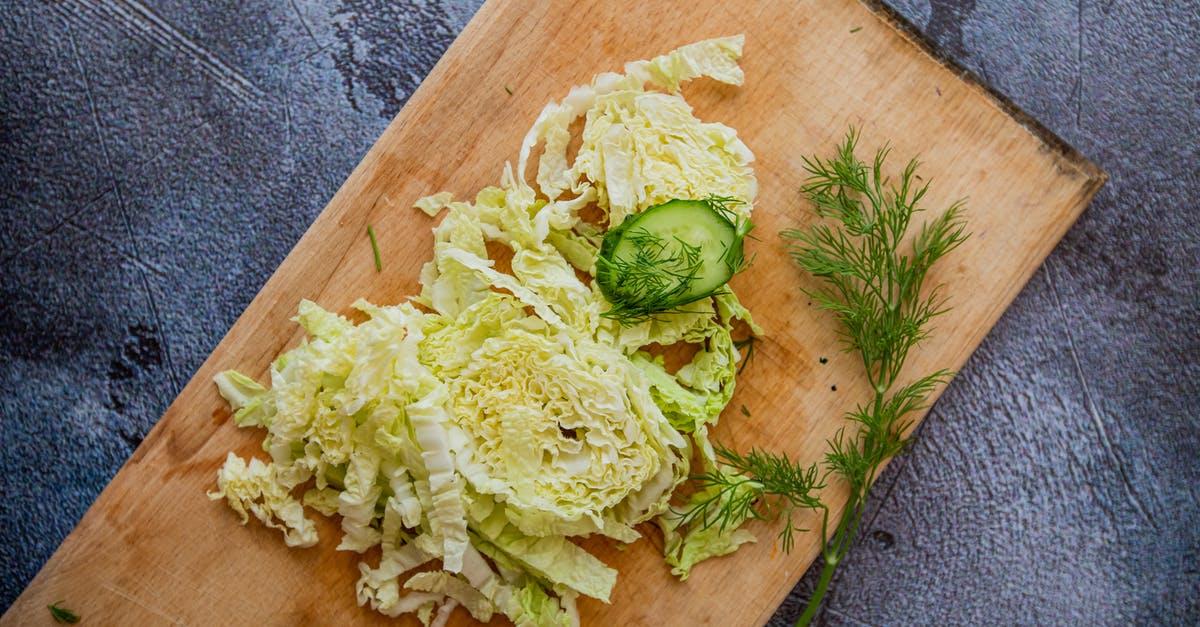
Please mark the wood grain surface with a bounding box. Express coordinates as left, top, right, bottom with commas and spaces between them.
2, 0, 1104, 625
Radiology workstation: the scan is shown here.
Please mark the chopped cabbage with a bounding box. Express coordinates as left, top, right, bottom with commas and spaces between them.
657, 489, 758, 581
415, 191, 454, 217
211, 34, 761, 626
208, 453, 318, 548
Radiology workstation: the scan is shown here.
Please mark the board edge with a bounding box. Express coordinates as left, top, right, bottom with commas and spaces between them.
859, 0, 1109, 190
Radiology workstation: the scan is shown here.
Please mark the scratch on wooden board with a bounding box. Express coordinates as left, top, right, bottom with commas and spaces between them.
101, 583, 185, 625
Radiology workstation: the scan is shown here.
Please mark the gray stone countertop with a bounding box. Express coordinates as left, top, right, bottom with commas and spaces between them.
1, 1, 1196, 624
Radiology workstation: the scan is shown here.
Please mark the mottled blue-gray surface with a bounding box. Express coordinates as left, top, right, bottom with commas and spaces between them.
1, 0, 1196, 624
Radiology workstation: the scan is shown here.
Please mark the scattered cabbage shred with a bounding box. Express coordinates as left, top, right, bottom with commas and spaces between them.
209, 35, 759, 626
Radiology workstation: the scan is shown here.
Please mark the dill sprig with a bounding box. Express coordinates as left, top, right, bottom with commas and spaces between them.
611, 227, 705, 308
706, 195, 755, 275
676, 128, 968, 626
675, 443, 824, 554
48, 601, 80, 624
733, 335, 758, 375
783, 129, 967, 393
599, 195, 753, 325
786, 128, 968, 625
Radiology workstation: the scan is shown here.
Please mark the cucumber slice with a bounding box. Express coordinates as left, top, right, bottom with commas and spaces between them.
596, 198, 752, 321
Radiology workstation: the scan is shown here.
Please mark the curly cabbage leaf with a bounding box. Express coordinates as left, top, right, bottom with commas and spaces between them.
208, 453, 318, 548
425, 293, 684, 539
655, 471, 758, 581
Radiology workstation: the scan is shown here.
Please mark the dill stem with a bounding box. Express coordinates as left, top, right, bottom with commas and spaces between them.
798, 494, 859, 627
797, 556, 838, 627
797, 388, 887, 626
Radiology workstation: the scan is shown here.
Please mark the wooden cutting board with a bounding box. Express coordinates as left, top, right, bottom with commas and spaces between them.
3, 0, 1105, 625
